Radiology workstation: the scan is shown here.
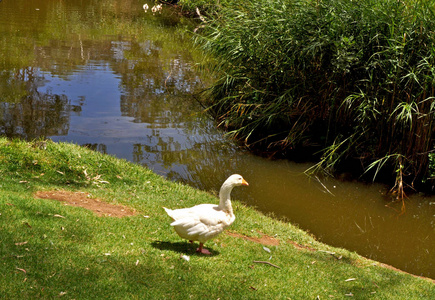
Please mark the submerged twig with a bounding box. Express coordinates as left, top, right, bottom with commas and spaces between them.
314, 176, 335, 196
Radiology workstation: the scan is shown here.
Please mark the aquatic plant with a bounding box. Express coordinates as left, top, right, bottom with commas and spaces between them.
195, 0, 435, 193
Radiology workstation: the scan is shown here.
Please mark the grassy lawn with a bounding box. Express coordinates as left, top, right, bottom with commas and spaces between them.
0, 138, 433, 299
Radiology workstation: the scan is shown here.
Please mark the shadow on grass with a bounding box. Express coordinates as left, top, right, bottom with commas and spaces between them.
151, 241, 220, 256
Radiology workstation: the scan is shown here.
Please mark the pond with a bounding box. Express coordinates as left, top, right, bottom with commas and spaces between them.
0, 0, 434, 278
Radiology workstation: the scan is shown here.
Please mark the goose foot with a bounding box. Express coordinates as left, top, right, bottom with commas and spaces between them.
196, 243, 211, 255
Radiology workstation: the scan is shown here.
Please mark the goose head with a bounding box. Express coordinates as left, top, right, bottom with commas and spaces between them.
218, 174, 248, 212
219, 174, 249, 204
224, 174, 249, 187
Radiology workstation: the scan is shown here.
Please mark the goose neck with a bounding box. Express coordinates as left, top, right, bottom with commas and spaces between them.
218, 184, 234, 211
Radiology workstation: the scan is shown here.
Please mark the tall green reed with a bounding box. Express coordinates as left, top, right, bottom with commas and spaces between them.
195, 0, 435, 193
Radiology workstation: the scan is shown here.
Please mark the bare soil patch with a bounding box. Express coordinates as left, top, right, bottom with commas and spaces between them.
227, 231, 280, 246
34, 190, 136, 218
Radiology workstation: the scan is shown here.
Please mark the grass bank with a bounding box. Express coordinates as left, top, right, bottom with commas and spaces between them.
183, 0, 435, 194
0, 138, 433, 298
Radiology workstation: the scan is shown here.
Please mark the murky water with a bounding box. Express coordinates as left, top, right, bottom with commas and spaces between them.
0, 0, 434, 278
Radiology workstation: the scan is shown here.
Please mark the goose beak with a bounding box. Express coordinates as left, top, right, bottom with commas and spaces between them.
242, 178, 249, 186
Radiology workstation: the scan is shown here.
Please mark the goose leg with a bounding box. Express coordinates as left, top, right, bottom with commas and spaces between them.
196, 243, 211, 255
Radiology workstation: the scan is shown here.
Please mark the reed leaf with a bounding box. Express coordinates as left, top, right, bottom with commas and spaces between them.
195, 0, 435, 191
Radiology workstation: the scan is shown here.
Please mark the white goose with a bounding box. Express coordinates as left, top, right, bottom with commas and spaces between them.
163, 174, 249, 254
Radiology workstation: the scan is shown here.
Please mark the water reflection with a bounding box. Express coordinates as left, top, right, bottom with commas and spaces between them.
0, 0, 434, 278
0, 68, 70, 139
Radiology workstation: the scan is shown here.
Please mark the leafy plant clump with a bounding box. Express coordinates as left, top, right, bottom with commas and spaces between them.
194, 0, 435, 193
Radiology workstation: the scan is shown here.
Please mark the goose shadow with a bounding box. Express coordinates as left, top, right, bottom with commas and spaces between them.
151, 241, 220, 256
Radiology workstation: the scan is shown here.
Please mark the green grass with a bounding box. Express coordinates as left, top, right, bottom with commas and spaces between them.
0, 138, 433, 298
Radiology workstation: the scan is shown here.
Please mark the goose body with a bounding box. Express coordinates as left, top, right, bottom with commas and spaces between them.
164, 174, 248, 254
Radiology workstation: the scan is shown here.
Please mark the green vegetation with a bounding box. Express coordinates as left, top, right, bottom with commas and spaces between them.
177, 0, 232, 13
0, 138, 433, 298
186, 0, 435, 193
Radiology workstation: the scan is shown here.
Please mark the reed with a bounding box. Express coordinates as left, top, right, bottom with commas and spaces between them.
194, 0, 435, 192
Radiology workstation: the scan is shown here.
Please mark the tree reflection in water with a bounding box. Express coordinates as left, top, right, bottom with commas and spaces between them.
0, 68, 71, 139
0, 0, 218, 185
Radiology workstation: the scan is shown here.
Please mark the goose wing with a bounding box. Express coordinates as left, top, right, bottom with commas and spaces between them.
164, 205, 230, 242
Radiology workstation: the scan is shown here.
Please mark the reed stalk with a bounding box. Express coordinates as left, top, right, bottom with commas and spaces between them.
195, 0, 435, 193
